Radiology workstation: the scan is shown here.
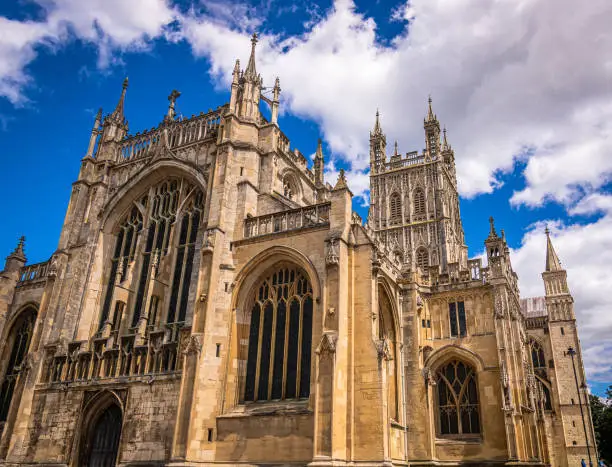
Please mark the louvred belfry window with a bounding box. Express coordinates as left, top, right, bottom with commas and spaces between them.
436, 360, 480, 436
390, 193, 401, 225
417, 248, 429, 272
414, 189, 425, 217
243, 267, 313, 402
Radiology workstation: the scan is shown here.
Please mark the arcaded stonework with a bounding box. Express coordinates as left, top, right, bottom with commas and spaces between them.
0, 35, 597, 466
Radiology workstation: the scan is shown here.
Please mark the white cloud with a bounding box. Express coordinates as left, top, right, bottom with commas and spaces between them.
0, 0, 177, 102
179, 0, 612, 206
569, 193, 612, 216
511, 216, 612, 382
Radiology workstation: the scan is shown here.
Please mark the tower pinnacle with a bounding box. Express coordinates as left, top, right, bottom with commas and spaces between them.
425, 95, 437, 123
111, 77, 128, 122
545, 227, 563, 272
245, 33, 258, 78
372, 109, 383, 135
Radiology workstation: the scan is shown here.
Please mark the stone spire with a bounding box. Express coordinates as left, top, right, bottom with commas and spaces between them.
314, 138, 324, 186
394, 140, 399, 156
110, 77, 129, 122
244, 33, 258, 80
488, 216, 498, 239
544, 227, 563, 272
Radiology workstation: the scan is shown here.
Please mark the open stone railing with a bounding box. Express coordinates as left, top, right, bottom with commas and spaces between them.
118, 108, 224, 161
18, 260, 50, 285
244, 202, 331, 239
383, 151, 425, 171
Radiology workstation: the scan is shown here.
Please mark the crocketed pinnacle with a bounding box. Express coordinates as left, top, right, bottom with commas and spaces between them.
244, 33, 258, 79
334, 169, 348, 190
488, 216, 498, 239
315, 138, 324, 161
9, 236, 26, 261
111, 77, 129, 121
425, 95, 437, 123
372, 109, 383, 136
545, 226, 563, 272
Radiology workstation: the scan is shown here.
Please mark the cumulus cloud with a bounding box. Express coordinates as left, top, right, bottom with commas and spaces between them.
511, 216, 612, 382
0, 0, 177, 102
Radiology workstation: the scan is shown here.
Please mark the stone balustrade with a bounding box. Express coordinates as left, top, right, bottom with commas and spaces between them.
18, 260, 50, 284
244, 202, 331, 239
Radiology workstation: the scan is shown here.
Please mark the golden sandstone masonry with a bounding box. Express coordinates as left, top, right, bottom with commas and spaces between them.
0, 34, 598, 466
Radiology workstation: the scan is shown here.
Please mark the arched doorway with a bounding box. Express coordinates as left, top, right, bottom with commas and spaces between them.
83, 404, 122, 467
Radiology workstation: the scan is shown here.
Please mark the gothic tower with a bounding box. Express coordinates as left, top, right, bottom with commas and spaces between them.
543, 229, 597, 467
368, 100, 467, 273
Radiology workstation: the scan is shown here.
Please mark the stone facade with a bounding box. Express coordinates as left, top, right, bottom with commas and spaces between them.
0, 34, 597, 466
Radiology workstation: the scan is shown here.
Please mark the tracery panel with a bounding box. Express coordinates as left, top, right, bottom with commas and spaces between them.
435, 360, 480, 436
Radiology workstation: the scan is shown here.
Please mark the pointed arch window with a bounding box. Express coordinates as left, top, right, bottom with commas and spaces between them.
243, 267, 313, 402
435, 360, 480, 436
0, 307, 37, 422
99, 178, 205, 333
414, 189, 425, 217
390, 192, 401, 225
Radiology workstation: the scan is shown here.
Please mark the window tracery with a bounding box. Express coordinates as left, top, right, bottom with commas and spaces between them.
530, 339, 546, 370
435, 360, 480, 436
243, 266, 313, 402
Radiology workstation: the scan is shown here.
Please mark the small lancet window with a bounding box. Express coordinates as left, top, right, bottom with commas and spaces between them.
416, 248, 429, 272
449, 301, 467, 338
530, 339, 546, 370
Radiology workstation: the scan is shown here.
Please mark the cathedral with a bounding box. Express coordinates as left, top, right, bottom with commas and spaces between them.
0, 34, 597, 466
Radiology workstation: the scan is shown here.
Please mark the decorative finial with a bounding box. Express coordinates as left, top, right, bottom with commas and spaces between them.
394, 140, 399, 156
167, 89, 181, 121
122, 76, 129, 89
251, 32, 258, 47
334, 169, 348, 190
373, 108, 383, 135
544, 224, 550, 236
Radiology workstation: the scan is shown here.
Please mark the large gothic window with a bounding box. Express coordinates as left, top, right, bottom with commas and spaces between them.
435, 360, 480, 436
244, 267, 313, 402
99, 178, 204, 332
389, 192, 401, 225
0, 307, 37, 422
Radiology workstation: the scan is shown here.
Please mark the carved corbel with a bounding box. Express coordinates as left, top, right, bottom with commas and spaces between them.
316, 331, 338, 356
325, 237, 340, 267
375, 337, 393, 361
182, 334, 203, 356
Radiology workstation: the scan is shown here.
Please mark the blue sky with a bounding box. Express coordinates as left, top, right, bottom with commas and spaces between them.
0, 0, 611, 395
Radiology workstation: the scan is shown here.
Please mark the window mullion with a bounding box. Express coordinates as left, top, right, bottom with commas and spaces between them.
253, 304, 265, 401
295, 298, 304, 397
267, 296, 278, 400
